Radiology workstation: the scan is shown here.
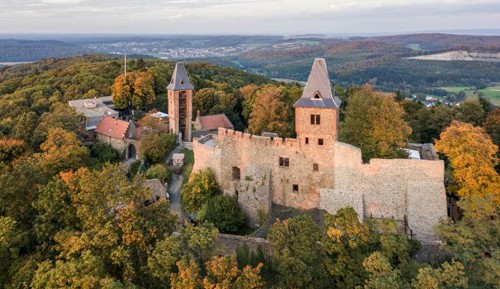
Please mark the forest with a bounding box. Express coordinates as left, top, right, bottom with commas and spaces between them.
0, 55, 499, 288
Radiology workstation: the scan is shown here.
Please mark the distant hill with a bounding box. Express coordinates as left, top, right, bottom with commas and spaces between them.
353, 33, 500, 51
0, 39, 93, 62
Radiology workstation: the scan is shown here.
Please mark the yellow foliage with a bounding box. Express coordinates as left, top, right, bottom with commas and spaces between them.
435, 121, 499, 203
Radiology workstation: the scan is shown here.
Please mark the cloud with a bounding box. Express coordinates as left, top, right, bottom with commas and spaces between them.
0, 0, 498, 34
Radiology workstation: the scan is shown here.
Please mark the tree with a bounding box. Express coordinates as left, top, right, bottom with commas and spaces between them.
198, 195, 246, 233
267, 215, 326, 288
30, 250, 123, 289
90, 142, 121, 164
340, 85, 411, 162
248, 85, 294, 137
32, 105, 84, 149
37, 127, 89, 177
322, 207, 370, 288
435, 121, 499, 201
181, 223, 219, 265
182, 168, 220, 212
141, 132, 176, 164
0, 139, 26, 163
0, 217, 26, 286
453, 98, 486, 126
484, 109, 500, 147
11, 112, 38, 145
436, 195, 499, 287
111, 71, 155, 110
147, 235, 182, 287
203, 255, 264, 289
170, 257, 203, 289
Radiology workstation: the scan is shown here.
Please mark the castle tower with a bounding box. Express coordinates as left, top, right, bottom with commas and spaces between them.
167, 62, 194, 141
293, 58, 341, 146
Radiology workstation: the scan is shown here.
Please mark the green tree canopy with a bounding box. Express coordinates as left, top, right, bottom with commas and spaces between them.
340, 85, 411, 162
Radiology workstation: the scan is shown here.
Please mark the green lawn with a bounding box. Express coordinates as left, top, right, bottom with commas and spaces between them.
441, 86, 500, 106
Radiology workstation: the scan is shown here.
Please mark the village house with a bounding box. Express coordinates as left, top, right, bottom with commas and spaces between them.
194, 110, 234, 137
95, 115, 140, 159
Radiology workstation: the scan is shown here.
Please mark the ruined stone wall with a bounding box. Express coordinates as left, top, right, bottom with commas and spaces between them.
320, 142, 447, 242
97, 134, 127, 154
193, 131, 446, 242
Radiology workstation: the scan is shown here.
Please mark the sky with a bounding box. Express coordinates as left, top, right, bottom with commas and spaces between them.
0, 0, 499, 35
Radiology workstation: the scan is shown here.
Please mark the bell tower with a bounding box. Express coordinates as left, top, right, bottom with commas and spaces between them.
167, 62, 194, 141
293, 58, 341, 145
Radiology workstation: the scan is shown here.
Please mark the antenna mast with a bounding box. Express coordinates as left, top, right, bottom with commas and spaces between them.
124, 53, 127, 77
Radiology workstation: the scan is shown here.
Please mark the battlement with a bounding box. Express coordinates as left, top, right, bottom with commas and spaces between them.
218, 128, 300, 148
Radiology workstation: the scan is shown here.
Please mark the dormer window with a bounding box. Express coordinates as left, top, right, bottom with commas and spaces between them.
313, 91, 321, 99
180, 78, 184, 85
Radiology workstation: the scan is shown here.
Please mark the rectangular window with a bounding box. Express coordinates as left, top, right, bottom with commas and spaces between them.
318, 139, 324, 145
292, 184, 299, 193
310, 114, 321, 125
279, 157, 289, 167
313, 163, 319, 172
305, 137, 309, 144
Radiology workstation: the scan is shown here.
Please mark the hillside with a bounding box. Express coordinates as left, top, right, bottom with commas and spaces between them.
0, 39, 93, 62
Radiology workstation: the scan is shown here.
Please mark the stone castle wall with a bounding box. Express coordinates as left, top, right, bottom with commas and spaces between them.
193, 128, 446, 242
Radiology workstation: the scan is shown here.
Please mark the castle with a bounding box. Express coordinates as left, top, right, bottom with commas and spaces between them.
172, 58, 446, 243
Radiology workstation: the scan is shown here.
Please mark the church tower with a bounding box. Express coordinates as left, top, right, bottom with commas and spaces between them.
167, 62, 194, 141
293, 58, 341, 146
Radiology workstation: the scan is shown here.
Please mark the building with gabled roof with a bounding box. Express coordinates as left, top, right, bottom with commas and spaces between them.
95, 116, 139, 160
192, 58, 447, 245
194, 111, 234, 133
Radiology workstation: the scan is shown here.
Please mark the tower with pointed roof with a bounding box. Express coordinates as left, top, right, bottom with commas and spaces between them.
294, 58, 341, 145
167, 62, 194, 141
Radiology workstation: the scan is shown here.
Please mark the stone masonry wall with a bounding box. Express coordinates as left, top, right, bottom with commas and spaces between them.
193, 130, 447, 243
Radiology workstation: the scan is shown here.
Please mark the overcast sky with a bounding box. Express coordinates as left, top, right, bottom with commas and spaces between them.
0, 0, 499, 35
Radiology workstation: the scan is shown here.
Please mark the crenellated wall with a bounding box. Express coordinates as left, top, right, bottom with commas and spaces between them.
193, 128, 447, 242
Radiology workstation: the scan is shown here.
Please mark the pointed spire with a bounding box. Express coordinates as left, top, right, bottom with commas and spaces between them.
294, 58, 341, 108
167, 62, 194, 91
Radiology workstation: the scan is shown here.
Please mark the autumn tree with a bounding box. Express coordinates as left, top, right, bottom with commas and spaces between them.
340, 85, 411, 162
248, 85, 294, 137
170, 257, 203, 289
0, 139, 26, 163
203, 255, 264, 289
182, 168, 220, 212
0, 217, 27, 286
37, 127, 89, 177
193, 88, 244, 130
112, 70, 155, 110
435, 121, 499, 201
181, 223, 219, 266
147, 235, 182, 287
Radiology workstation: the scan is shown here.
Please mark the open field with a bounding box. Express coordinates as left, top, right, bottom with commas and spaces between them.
441, 85, 500, 105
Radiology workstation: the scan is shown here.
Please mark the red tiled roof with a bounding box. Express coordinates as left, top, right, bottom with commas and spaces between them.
95, 116, 130, 139
199, 114, 234, 131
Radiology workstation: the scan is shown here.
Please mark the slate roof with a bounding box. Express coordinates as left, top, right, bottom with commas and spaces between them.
95, 116, 130, 139
293, 58, 341, 109
197, 113, 234, 131
167, 62, 194, 91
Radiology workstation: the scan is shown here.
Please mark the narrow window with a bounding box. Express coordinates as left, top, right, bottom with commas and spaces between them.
314, 92, 321, 99
318, 139, 324, 145
279, 157, 290, 167
305, 137, 309, 144
292, 184, 299, 193
310, 114, 315, 124
316, 114, 321, 125
232, 166, 241, 180
313, 163, 319, 172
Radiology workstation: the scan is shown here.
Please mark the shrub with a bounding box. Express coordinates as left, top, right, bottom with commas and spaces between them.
145, 163, 171, 183
90, 142, 120, 163
198, 195, 246, 233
